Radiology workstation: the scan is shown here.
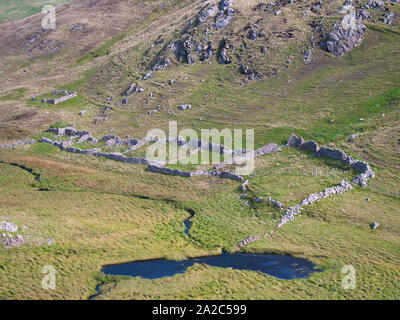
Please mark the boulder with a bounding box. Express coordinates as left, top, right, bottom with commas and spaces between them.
299, 141, 319, 154
323, 20, 366, 57
218, 39, 232, 64
303, 50, 313, 64
0, 221, 18, 232
349, 133, 359, 142
370, 222, 380, 230
287, 133, 305, 147
196, 4, 218, 25
178, 104, 192, 110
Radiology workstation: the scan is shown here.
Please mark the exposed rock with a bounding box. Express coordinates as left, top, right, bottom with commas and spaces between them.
240, 64, 261, 80
142, 72, 153, 80
287, 133, 305, 147
303, 49, 313, 63
349, 133, 359, 141
196, 4, 219, 26
365, 0, 385, 10
178, 104, 192, 110
248, 27, 257, 40
370, 222, 380, 230
351, 161, 375, 187
383, 11, 395, 25
215, 12, 234, 30
218, 38, 232, 64
124, 82, 139, 96
357, 9, 371, 20
238, 235, 260, 247
1, 221, 18, 232
152, 57, 171, 71
200, 42, 214, 61
41, 136, 163, 166
1, 233, 24, 248
0, 139, 36, 149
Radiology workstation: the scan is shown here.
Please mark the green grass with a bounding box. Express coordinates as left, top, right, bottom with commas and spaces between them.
0, 88, 28, 101
0, 1, 399, 300
0, 0, 69, 23
49, 122, 73, 129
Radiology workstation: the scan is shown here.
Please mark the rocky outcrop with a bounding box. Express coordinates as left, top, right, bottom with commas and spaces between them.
1, 221, 18, 232
200, 42, 215, 61
215, 0, 235, 30
277, 180, 353, 228
383, 11, 395, 25
370, 222, 380, 230
178, 104, 192, 110
0, 139, 36, 149
349, 133, 359, 142
316, 147, 347, 162
287, 133, 305, 147
218, 38, 232, 64
240, 64, 261, 80
1, 233, 24, 248
287, 134, 374, 187
303, 50, 313, 64
323, 19, 366, 57
196, 4, 219, 26
124, 82, 144, 96
241, 180, 249, 192
299, 140, 319, 154
152, 57, 171, 71
357, 9, 371, 20
365, 0, 385, 10
142, 72, 153, 80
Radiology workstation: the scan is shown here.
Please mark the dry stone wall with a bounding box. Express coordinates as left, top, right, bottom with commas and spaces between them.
41, 137, 164, 166
277, 180, 353, 228
287, 133, 374, 187
146, 165, 244, 181
0, 139, 36, 149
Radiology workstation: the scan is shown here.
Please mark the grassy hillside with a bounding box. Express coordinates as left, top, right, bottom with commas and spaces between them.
0, 0, 69, 23
0, 0, 399, 299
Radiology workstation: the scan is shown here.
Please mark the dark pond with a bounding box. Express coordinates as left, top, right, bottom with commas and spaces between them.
101, 252, 321, 280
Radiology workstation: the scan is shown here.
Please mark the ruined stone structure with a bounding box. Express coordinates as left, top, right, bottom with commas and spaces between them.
0, 139, 36, 149
277, 180, 353, 228
286, 133, 374, 187
41, 90, 77, 105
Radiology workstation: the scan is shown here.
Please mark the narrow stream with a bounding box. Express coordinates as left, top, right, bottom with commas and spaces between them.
0, 161, 41, 182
